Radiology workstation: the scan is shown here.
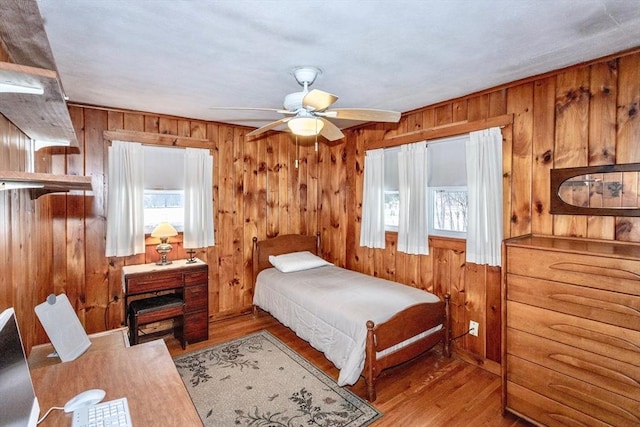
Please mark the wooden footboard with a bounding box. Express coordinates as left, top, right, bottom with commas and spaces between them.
363, 294, 451, 402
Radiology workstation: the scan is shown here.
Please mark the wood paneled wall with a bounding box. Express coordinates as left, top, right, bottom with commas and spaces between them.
0, 115, 52, 352
341, 48, 640, 370
1, 48, 639, 363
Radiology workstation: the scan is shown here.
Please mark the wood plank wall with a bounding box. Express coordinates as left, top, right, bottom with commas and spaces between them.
342, 48, 640, 370
1, 48, 639, 364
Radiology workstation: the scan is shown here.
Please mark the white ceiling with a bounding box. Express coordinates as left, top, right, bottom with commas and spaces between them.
37, 0, 640, 133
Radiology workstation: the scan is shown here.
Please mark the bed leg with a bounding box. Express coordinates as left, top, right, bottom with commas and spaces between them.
367, 382, 377, 402
365, 320, 377, 402
252, 305, 258, 317
444, 293, 452, 358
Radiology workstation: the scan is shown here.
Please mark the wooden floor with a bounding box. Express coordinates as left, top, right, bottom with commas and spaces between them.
166, 311, 531, 427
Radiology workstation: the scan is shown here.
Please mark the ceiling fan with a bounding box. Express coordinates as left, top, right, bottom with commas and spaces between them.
214, 66, 401, 141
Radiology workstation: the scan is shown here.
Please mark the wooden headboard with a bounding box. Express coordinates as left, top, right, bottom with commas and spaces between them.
252, 233, 320, 284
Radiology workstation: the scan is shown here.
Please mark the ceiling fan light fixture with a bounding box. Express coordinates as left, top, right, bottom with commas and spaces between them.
287, 117, 324, 136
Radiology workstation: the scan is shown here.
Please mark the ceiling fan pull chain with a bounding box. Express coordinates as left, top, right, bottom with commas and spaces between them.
295, 134, 299, 169
315, 119, 319, 152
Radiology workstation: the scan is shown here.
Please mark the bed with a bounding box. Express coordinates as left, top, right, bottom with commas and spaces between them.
252, 233, 451, 401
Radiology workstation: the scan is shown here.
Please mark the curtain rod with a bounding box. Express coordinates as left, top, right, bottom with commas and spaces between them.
368, 114, 512, 150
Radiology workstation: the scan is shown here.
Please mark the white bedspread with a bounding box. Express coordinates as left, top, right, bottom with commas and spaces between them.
253, 265, 441, 386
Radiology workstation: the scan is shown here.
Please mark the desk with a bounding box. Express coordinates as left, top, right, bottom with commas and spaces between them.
29, 332, 202, 426
123, 259, 209, 346
29, 328, 129, 370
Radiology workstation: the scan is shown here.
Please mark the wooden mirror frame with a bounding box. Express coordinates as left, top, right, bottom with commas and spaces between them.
550, 163, 640, 216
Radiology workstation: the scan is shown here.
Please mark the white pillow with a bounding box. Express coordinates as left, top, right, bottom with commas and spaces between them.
268, 251, 332, 273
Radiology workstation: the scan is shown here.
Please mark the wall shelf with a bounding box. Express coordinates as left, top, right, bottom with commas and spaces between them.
0, 171, 92, 199
0, 0, 78, 148
0, 61, 78, 147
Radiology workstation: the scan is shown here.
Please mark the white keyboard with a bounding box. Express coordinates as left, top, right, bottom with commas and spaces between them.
71, 397, 132, 427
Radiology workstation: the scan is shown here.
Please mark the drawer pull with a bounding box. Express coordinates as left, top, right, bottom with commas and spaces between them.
551, 262, 640, 281
549, 383, 640, 424
549, 324, 640, 353
550, 353, 639, 388
550, 293, 640, 317
548, 413, 589, 426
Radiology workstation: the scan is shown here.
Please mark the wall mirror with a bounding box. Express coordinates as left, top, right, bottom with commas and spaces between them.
550, 163, 640, 216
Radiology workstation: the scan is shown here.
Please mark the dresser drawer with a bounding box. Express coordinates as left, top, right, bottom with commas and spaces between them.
507, 246, 640, 294
507, 381, 610, 427
507, 301, 640, 365
126, 271, 183, 294
506, 274, 640, 331
507, 328, 640, 402
184, 284, 208, 311
184, 268, 207, 285
507, 355, 640, 425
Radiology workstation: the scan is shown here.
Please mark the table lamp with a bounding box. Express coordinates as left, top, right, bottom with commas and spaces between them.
151, 222, 178, 265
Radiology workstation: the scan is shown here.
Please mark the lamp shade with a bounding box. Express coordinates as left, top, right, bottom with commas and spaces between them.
151, 222, 178, 238
287, 117, 324, 136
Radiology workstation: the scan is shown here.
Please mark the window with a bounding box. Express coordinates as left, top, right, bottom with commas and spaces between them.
428, 135, 468, 238
382, 135, 469, 237
383, 147, 400, 231
430, 187, 467, 238
143, 190, 184, 233
384, 191, 399, 231
143, 146, 185, 233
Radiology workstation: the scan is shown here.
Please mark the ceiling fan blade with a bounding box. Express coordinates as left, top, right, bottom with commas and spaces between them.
246, 117, 291, 138
328, 108, 401, 123
303, 89, 338, 111
318, 118, 344, 141
209, 107, 292, 114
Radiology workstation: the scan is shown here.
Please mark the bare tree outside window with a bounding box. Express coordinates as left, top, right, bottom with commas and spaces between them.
384, 191, 399, 229
433, 189, 467, 233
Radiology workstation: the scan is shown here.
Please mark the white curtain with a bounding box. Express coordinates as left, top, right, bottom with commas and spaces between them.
105, 141, 145, 257
360, 148, 386, 248
397, 141, 429, 255
466, 127, 503, 266
183, 148, 215, 248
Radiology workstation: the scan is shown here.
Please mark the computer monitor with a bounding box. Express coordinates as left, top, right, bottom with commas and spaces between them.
0, 307, 40, 427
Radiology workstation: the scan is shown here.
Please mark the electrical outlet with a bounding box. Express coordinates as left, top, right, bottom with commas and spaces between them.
469, 320, 479, 337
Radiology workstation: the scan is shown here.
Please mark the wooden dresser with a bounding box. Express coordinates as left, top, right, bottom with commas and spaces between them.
502, 234, 640, 426
123, 259, 209, 345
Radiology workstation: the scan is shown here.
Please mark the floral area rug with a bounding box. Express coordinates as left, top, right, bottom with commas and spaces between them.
174, 330, 381, 426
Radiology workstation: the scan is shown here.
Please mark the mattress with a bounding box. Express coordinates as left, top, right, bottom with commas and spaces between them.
253, 265, 441, 386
